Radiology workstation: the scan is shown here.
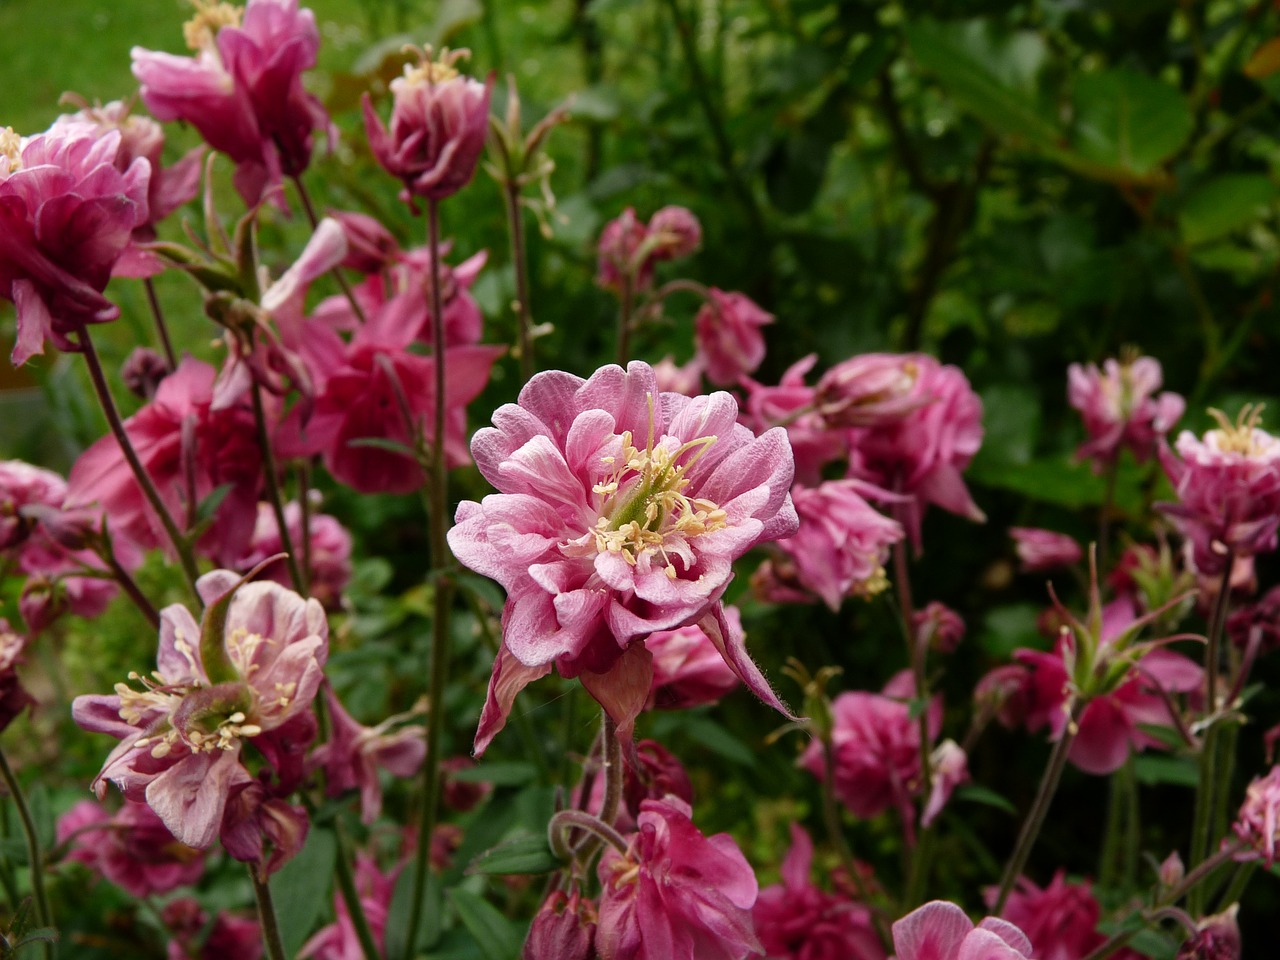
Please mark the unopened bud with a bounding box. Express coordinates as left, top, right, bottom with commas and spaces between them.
1159, 850, 1185, 889
523, 889, 597, 960
121, 347, 172, 399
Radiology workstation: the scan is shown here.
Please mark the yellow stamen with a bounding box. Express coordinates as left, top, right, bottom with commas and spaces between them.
183, 0, 242, 51
1208, 403, 1269, 456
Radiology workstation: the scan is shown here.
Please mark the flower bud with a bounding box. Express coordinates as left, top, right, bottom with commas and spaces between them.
523, 889, 597, 960
122, 347, 172, 399
1158, 850, 1185, 890
20, 575, 66, 633
647, 206, 701, 260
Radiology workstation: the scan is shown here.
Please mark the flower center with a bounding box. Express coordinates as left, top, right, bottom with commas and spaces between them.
0, 128, 22, 174
400, 46, 467, 87
183, 0, 242, 51
1208, 403, 1271, 456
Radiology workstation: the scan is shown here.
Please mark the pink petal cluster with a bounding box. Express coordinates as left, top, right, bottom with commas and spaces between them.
0, 123, 150, 365
913, 601, 966, 654
0, 622, 33, 732
56, 798, 205, 896
815, 353, 927, 429
753, 824, 886, 960
132, 0, 332, 206
596, 795, 761, 960
778, 480, 903, 610
363, 48, 491, 202
645, 608, 741, 710
1009, 527, 1083, 573
695, 288, 773, 387
448, 361, 797, 753
163, 897, 263, 960
1175, 906, 1241, 960
1068, 355, 1184, 469
892, 901, 1033, 960
994, 872, 1142, 960
231, 501, 353, 608
1159, 408, 1280, 576
1233, 765, 1280, 867
524, 888, 598, 960
741, 355, 842, 487
597, 205, 702, 293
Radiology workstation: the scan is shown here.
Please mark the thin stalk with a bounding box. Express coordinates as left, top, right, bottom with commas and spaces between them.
250, 381, 305, 594
333, 817, 384, 960
892, 536, 933, 855
403, 197, 454, 959
821, 739, 892, 949
0, 749, 53, 959
1214, 861, 1255, 913
501, 178, 535, 383
291, 176, 369, 326
550, 809, 628, 858
79, 329, 201, 602
143, 277, 177, 369
295, 462, 313, 596
101, 548, 160, 629
1098, 459, 1118, 571
992, 715, 1078, 915
616, 275, 634, 367
571, 713, 621, 866
250, 865, 287, 960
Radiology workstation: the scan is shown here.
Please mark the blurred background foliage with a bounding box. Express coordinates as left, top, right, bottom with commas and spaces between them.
3, 0, 1280, 955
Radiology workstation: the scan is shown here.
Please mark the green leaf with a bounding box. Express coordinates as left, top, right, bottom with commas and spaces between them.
978, 604, 1041, 659
970, 384, 1039, 470
905, 18, 1056, 144
467, 834, 560, 876
386, 866, 443, 958
954, 784, 1018, 815
682, 716, 757, 767
1067, 68, 1192, 178
346, 437, 419, 457
1179, 174, 1280, 246
449, 888, 523, 960
193, 483, 234, 526
449, 761, 537, 787
269, 826, 336, 958
1133, 755, 1199, 787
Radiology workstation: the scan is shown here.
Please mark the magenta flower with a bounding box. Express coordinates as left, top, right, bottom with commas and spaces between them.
363, 47, 491, 203
524, 888, 598, 960
332, 209, 400, 274
72, 571, 327, 849
645, 609, 741, 710
1068, 354, 1184, 469
695, 288, 773, 387
597, 795, 761, 960
1009, 527, 1083, 573
1233, 765, 1280, 867
893, 901, 1033, 960
1175, 906, 1241, 960
0, 123, 150, 365
1159, 406, 1280, 576
816, 353, 927, 429
56, 798, 205, 897
597, 207, 652, 293
132, 0, 332, 207
753, 824, 886, 960
741, 355, 844, 487
648, 206, 702, 260
779, 480, 904, 610
231, 501, 353, 608
448, 361, 798, 753
994, 872, 1135, 960
0, 621, 33, 733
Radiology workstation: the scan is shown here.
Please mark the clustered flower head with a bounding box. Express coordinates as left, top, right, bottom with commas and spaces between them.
995, 872, 1142, 960
1068, 352, 1185, 469
596, 205, 702, 294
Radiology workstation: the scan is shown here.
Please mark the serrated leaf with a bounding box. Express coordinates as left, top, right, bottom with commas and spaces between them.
269, 826, 336, 958
1179, 174, 1279, 246
467, 834, 559, 876
449, 888, 523, 960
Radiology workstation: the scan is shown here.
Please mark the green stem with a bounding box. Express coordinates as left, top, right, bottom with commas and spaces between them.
250, 380, 305, 595
501, 177, 536, 384
296, 462, 313, 596
250, 865, 287, 960
892, 536, 933, 858
333, 817, 384, 960
821, 739, 892, 948
143, 277, 177, 369
0, 749, 53, 959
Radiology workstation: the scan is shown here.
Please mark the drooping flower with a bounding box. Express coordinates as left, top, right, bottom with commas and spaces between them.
164, 897, 263, 960
597, 796, 761, 960
72, 571, 327, 850
645, 610, 741, 710
913, 602, 966, 654
1068, 354, 1184, 469
815, 354, 926, 429
753, 824, 886, 960
363, 46, 492, 203
993, 872, 1141, 960
740, 355, 842, 488
1233, 765, 1280, 867
597, 207, 652, 294
448, 361, 798, 753
231, 501, 353, 608
892, 901, 1033, 960
647, 206, 702, 261
1009, 527, 1083, 573
0, 621, 33, 733
55, 798, 205, 896
0, 123, 151, 365
1175, 905, 1241, 960
524, 887, 598, 960
695, 288, 773, 387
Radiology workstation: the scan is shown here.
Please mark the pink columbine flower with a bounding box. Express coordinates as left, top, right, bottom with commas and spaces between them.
1009, 527, 1083, 573
1159, 406, 1280, 576
56, 799, 205, 897
645, 609, 741, 710
597, 207, 652, 293
695, 288, 773, 387
0, 123, 150, 365
647, 206, 702, 260
1068, 354, 1184, 469
71, 571, 327, 849
779, 480, 904, 610
753, 824, 886, 960
164, 897, 263, 960
893, 901, 1033, 960
1233, 765, 1280, 867
914, 601, 966, 654
741, 355, 845, 487
816, 353, 927, 429
994, 872, 1141, 960
847, 355, 985, 550
597, 795, 761, 960
448, 361, 797, 753
231, 501, 353, 608
524, 887, 598, 960
0, 622, 33, 732
332, 209, 400, 274
363, 46, 491, 203
132, 0, 332, 207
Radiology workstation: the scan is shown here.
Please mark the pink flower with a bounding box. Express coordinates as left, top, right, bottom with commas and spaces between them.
816, 354, 927, 429
913, 602, 966, 654
56, 799, 205, 896
779, 480, 904, 610
0, 621, 33, 732
331, 209, 400, 274
847, 355, 984, 550
300, 852, 400, 959
652, 355, 704, 397
695, 288, 773, 387
363, 47, 491, 203
0, 123, 150, 365
72, 571, 327, 849
1176, 905, 1241, 960
1009, 527, 1083, 573
231, 501, 353, 608
892, 901, 1033, 960
1159, 406, 1280, 576
597, 795, 761, 960
448, 361, 798, 753
740, 355, 843, 487
922, 739, 969, 828
994, 872, 1127, 960
164, 898, 263, 960
597, 207, 652, 293
132, 0, 331, 207
648, 206, 702, 260
1233, 765, 1280, 867
646, 610, 741, 710
753, 824, 886, 960
1068, 355, 1184, 469
524, 888, 598, 960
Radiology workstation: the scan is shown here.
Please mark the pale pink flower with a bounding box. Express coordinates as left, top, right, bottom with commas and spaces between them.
993, 872, 1138, 960
648, 206, 702, 260
892, 901, 1033, 960
1233, 765, 1280, 867
232, 501, 353, 608
597, 207, 651, 293
695, 288, 773, 387
1009, 527, 1083, 573
56, 798, 205, 897
1068, 355, 1184, 468
740, 355, 842, 487
816, 354, 927, 429
779, 480, 904, 610
753, 824, 886, 960
0, 123, 150, 365
71, 571, 327, 849
597, 795, 761, 960
921, 739, 969, 828
448, 361, 797, 753
646, 610, 741, 710
652, 355, 704, 397
363, 47, 491, 203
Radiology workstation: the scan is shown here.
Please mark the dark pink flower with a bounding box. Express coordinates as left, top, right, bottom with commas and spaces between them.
524, 888, 598, 960
597, 795, 761, 960
1009, 527, 1083, 573
56, 798, 205, 896
0, 621, 33, 732
132, 0, 331, 207
695, 288, 773, 387
1176, 905, 1241, 960
231, 501, 353, 608
1068, 355, 1184, 469
753, 824, 886, 960
816, 354, 927, 429
740, 356, 841, 488
648, 206, 701, 260
448, 361, 798, 753
646, 609, 741, 710
994, 872, 1120, 960
892, 901, 1033, 960
0, 123, 150, 365
622, 740, 695, 824
332, 209, 400, 274
164, 897, 263, 960
1233, 765, 1280, 867
363, 47, 491, 203
597, 207, 652, 293
122, 347, 173, 398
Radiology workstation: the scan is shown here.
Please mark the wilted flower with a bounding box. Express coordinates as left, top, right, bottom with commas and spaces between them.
597, 795, 761, 960
363, 46, 491, 203
56, 798, 205, 896
449, 361, 797, 753
646, 611, 741, 710
816, 354, 925, 429
1068, 354, 1184, 469
1233, 765, 1280, 867
1009, 527, 1083, 573
892, 901, 1033, 960
694, 288, 773, 387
